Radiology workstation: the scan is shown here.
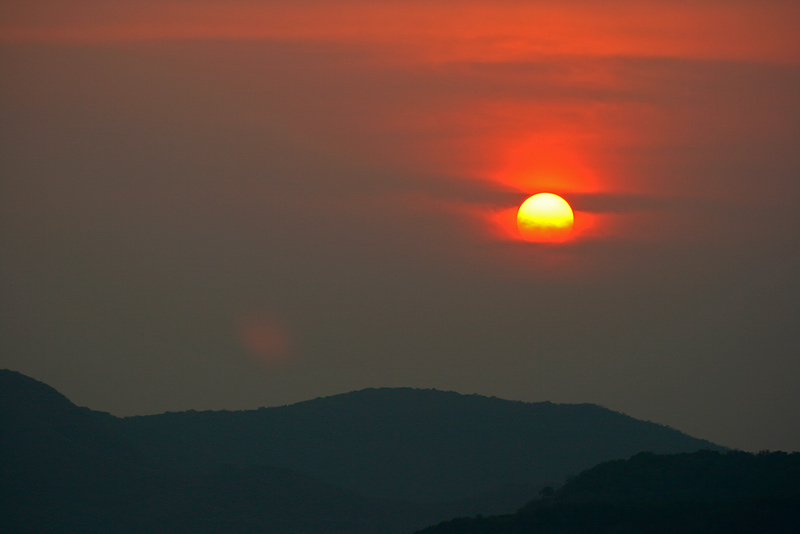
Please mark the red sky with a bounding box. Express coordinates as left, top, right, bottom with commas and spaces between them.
2, 1, 799, 451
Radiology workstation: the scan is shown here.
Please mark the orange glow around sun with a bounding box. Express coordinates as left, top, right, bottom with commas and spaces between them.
517, 193, 574, 243
6, 2, 795, 250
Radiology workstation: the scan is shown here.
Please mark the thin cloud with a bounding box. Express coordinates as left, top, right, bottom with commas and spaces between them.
3, 2, 798, 64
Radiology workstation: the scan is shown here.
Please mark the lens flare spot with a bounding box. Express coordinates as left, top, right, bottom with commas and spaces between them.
238, 316, 292, 366
517, 193, 574, 242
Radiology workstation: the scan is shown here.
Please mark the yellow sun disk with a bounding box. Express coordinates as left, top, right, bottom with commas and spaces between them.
517, 193, 574, 242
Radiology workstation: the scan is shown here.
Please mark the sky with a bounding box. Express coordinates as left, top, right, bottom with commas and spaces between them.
2, 1, 799, 453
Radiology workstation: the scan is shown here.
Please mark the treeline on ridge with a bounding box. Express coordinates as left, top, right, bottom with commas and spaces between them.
416, 450, 800, 534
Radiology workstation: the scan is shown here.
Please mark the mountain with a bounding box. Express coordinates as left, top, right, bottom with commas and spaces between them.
120, 387, 725, 502
1, 370, 725, 533
416, 450, 800, 534
0, 370, 451, 533
0, 368, 142, 485
550, 449, 800, 504
1, 369, 147, 532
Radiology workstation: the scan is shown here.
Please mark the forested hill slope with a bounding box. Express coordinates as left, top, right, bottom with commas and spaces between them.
417, 450, 800, 534
121, 386, 725, 502
552, 449, 800, 504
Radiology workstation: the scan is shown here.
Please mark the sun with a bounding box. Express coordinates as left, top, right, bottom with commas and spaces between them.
517, 193, 574, 242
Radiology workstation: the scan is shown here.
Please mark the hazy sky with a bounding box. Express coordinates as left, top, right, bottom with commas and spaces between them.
2, 1, 799, 452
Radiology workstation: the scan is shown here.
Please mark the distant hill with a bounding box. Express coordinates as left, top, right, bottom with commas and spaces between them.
416, 450, 800, 534
1, 370, 725, 533
0, 370, 451, 534
121, 386, 725, 502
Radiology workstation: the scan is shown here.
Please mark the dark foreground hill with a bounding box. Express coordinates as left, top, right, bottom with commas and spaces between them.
2, 369, 725, 533
417, 450, 800, 534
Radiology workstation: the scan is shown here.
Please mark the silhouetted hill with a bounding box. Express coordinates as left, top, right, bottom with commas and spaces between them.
0, 369, 140, 479
1, 370, 727, 533
551, 449, 800, 504
121, 387, 725, 502
0, 370, 490, 533
416, 450, 800, 534
0, 370, 149, 532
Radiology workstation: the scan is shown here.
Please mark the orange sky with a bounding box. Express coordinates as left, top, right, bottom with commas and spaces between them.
3, 1, 799, 64
3, 1, 798, 246
2, 1, 800, 451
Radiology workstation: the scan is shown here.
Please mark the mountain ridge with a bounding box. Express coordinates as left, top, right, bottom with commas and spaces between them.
1, 369, 728, 533
119, 381, 724, 502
